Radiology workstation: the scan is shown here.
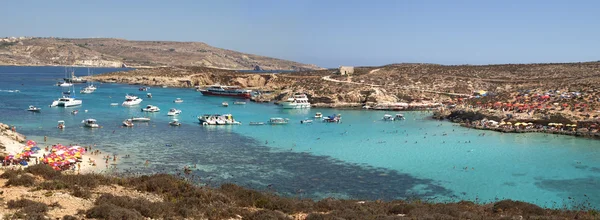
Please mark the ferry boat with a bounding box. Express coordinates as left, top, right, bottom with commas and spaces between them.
198, 85, 252, 98
198, 114, 241, 125
141, 105, 160, 112
280, 93, 311, 109
82, 119, 99, 128
122, 95, 143, 106
268, 118, 289, 125
167, 108, 182, 116
27, 105, 41, 112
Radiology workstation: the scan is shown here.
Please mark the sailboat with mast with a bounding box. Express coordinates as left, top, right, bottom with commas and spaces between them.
80, 68, 97, 94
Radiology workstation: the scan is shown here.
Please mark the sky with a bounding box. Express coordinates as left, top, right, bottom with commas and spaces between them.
0, 0, 598, 68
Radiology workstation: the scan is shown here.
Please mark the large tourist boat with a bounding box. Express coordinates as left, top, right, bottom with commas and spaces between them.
51, 95, 82, 107
122, 95, 143, 106
198, 114, 241, 125
197, 85, 252, 98
280, 93, 311, 109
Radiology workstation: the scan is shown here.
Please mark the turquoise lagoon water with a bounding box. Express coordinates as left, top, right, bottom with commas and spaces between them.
1, 66, 600, 208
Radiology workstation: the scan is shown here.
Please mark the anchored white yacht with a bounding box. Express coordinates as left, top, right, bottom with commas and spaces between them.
122, 95, 143, 106
167, 108, 182, 116
141, 105, 160, 112
82, 119, 99, 128
198, 114, 241, 125
280, 93, 311, 109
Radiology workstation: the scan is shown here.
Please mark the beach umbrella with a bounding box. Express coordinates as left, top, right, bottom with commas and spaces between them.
548, 123, 555, 126
499, 122, 506, 125
506, 122, 512, 125
527, 122, 533, 125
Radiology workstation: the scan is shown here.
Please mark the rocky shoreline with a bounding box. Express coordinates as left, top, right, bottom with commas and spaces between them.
433, 108, 600, 140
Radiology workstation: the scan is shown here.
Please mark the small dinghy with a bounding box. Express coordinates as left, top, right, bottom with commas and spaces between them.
173, 98, 183, 103
169, 119, 181, 126
300, 119, 313, 124
131, 117, 151, 122
110, 103, 119, 106
234, 101, 246, 105
222, 102, 229, 107
57, 120, 65, 129
122, 119, 134, 127
249, 122, 265, 126
27, 105, 41, 112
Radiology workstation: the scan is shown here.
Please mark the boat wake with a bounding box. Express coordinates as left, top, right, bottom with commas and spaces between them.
0, 89, 21, 93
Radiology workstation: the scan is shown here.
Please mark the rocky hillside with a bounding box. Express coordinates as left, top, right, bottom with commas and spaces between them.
0, 37, 320, 70
91, 62, 600, 108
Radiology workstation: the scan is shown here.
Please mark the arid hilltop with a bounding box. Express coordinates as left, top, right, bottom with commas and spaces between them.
0, 37, 320, 70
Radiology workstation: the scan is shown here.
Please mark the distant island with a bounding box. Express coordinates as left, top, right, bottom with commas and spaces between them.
0, 37, 320, 71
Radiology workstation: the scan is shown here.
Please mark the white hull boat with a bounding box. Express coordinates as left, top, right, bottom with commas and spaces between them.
141, 105, 160, 112
27, 105, 41, 112
131, 117, 151, 122
122, 95, 143, 106
122, 119, 134, 127
269, 118, 289, 125
167, 108, 182, 116
82, 119, 99, 128
198, 114, 241, 125
280, 93, 311, 109
173, 98, 183, 103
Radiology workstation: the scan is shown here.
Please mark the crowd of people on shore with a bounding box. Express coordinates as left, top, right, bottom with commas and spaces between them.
1, 140, 101, 172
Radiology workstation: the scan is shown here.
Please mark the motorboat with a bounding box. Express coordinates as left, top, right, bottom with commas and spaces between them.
395, 114, 405, 120
323, 114, 342, 123
383, 114, 395, 121
27, 105, 41, 112
233, 101, 246, 105
280, 93, 311, 109
249, 122, 265, 126
122, 119, 134, 127
71, 110, 79, 115
141, 105, 160, 112
131, 117, 151, 122
268, 118, 289, 125
198, 114, 241, 125
122, 95, 143, 106
52, 97, 82, 107
167, 108, 182, 116
162, 85, 168, 88
80, 87, 94, 94
300, 119, 313, 124
169, 119, 181, 126
82, 119, 100, 128
222, 102, 229, 107
57, 120, 65, 129
51, 87, 82, 107
173, 98, 183, 103
139, 86, 149, 91
57, 81, 73, 87
198, 85, 252, 98
147, 93, 152, 98
314, 112, 323, 118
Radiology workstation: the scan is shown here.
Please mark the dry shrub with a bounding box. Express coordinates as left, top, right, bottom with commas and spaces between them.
0, 169, 22, 179
5, 173, 36, 187
25, 164, 60, 179
85, 204, 144, 220
243, 209, 292, 220
62, 215, 78, 220
38, 180, 69, 190
71, 186, 92, 199
493, 200, 545, 217
7, 198, 49, 219
94, 194, 175, 219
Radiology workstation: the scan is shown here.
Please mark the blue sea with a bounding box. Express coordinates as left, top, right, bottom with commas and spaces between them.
1, 66, 600, 209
